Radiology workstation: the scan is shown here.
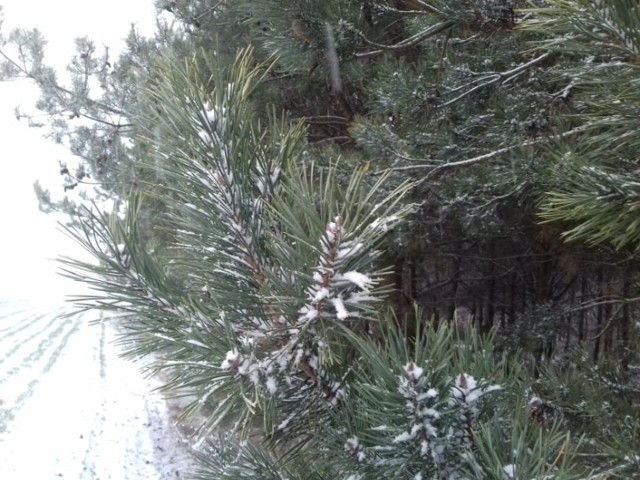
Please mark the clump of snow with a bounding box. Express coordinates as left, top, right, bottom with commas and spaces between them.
220, 349, 242, 372
344, 436, 366, 462
299, 305, 319, 322
332, 296, 349, 320
265, 376, 278, 395
404, 362, 424, 381
452, 373, 478, 401
503, 464, 516, 479
393, 430, 415, 443
313, 286, 331, 303
451, 373, 502, 408
345, 436, 359, 451
338, 271, 372, 289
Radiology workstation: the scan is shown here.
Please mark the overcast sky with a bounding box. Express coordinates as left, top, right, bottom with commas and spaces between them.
0, 0, 156, 301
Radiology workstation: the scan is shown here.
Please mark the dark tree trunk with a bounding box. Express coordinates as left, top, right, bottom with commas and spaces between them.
509, 272, 516, 325
593, 267, 604, 363
620, 268, 631, 370
578, 272, 587, 343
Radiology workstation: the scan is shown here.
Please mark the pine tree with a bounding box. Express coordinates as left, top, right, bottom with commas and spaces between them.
6, 0, 640, 475
0, 8, 181, 214
517, 3, 640, 476
61, 46, 587, 479
524, 0, 640, 251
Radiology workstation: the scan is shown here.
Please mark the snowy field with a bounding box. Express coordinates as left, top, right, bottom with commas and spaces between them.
0, 299, 196, 479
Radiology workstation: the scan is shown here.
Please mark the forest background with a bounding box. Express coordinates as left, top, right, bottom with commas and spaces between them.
2, 0, 640, 478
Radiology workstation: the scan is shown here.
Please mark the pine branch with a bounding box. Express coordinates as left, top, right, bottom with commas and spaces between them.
355, 20, 456, 58
373, 124, 589, 176
439, 52, 550, 108
0, 48, 127, 116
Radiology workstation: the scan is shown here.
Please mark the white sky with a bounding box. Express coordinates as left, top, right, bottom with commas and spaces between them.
0, 0, 157, 302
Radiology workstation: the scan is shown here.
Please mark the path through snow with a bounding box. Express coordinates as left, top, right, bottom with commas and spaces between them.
0, 299, 197, 479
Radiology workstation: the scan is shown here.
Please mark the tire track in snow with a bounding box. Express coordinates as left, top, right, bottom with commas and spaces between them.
0, 299, 62, 319
0, 311, 67, 367
0, 310, 55, 338
0, 313, 80, 390
0, 314, 82, 434
78, 318, 166, 479
0, 306, 65, 336
76, 315, 109, 480
98, 317, 107, 379
0, 301, 35, 323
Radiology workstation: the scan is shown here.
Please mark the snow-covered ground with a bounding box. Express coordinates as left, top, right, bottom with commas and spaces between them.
0, 299, 197, 479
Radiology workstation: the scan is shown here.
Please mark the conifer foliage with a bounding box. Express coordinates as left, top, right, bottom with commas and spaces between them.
61, 47, 586, 478
5, 0, 640, 476
528, 0, 640, 252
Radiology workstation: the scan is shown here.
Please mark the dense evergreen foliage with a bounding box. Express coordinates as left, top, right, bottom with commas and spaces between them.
2, 0, 640, 477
